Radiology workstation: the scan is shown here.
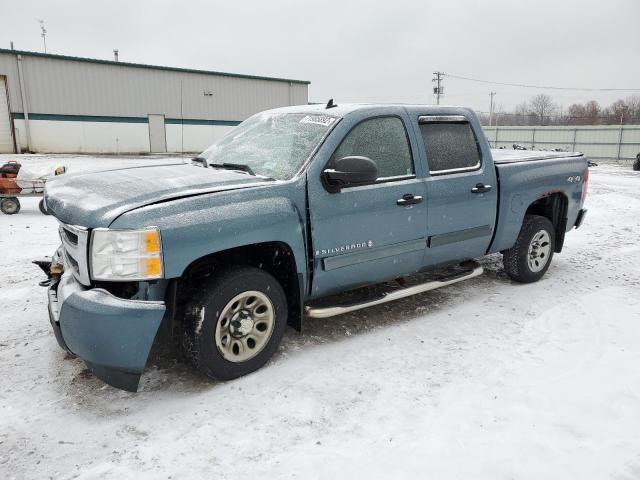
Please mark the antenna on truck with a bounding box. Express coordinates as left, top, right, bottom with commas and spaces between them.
325, 98, 337, 109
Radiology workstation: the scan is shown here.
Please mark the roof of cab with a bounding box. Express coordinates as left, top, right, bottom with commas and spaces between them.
265, 103, 477, 119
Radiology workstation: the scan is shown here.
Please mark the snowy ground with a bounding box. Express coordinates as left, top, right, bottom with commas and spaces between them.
1, 155, 640, 479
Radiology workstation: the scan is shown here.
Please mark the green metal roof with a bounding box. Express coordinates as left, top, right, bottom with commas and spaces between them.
0, 48, 311, 85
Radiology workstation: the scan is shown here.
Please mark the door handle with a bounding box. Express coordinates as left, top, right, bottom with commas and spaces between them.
471, 183, 492, 194
397, 194, 423, 206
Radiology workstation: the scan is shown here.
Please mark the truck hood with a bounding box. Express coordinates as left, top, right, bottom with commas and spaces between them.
45, 162, 274, 227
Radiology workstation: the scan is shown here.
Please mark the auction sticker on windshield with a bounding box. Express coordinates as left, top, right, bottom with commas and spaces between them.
299, 115, 337, 127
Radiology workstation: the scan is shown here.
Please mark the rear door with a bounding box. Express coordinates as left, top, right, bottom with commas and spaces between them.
417, 115, 498, 267
308, 114, 428, 297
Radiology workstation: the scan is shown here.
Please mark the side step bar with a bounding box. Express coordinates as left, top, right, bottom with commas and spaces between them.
305, 261, 484, 319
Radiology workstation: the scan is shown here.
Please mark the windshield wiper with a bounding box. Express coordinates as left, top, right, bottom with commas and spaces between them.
204, 162, 276, 181
191, 156, 208, 168
209, 162, 256, 176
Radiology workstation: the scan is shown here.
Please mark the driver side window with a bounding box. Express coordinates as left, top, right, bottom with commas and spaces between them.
333, 117, 414, 179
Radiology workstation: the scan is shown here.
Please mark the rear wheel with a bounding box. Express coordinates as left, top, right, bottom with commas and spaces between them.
0, 197, 20, 215
503, 215, 555, 283
182, 266, 287, 381
38, 198, 50, 215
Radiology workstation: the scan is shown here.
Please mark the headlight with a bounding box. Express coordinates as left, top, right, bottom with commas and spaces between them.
90, 228, 163, 281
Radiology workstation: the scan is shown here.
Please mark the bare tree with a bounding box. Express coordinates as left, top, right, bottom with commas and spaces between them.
607, 99, 629, 124
625, 95, 640, 121
583, 100, 601, 125
513, 101, 530, 126
492, 94, 640, 127
528, 94, 557, 125
567, 103, 587, 125
477, 111, 490, 126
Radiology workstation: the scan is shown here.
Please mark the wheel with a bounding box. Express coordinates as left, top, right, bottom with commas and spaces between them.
182, 266, 288, 381
633, 153, 640, 171
38, 198, 50, 215
0, 197, 21, 215
503, 215, 555, 283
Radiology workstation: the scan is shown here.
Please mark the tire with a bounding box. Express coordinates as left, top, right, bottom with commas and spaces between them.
39, 198, 50, 215
182, 266, 288, 381
503, 215, 555, 283
1, 197, 21, 215
633, 153, 640, 171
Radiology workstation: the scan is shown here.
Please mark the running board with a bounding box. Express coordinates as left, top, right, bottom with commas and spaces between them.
305, 261, 484, 319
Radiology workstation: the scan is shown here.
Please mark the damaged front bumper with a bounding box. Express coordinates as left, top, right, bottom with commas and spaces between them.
41, 250, 166, 392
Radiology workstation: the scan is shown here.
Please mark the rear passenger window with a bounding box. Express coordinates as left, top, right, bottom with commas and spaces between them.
419, 121, 481, 173
333, 117, 413, 179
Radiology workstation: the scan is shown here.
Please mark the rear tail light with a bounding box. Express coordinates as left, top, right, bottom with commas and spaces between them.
581, 167, 589, 203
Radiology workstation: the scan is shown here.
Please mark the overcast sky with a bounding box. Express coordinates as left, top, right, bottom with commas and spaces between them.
1, 0, 639, 113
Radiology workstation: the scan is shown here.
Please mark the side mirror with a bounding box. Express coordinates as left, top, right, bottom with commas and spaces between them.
323, 156, 378, 192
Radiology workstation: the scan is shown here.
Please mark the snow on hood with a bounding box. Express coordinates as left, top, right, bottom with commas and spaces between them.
44, 162, 273, 228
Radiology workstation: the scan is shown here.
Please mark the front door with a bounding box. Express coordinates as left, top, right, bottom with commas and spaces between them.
417, 115, 498, 267
148, 114, 167, 153
308, 115, 428, 297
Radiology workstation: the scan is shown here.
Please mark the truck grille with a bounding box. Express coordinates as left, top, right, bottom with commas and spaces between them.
58, 222, 91, 286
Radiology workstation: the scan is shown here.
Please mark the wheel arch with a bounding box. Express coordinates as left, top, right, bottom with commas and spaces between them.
176, 241, 304, 332
524, 192, 568, 253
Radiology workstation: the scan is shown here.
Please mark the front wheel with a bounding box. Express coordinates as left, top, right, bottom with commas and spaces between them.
0, 197, 21, 215
503, 215, 555, 283
182, 266, 288, 381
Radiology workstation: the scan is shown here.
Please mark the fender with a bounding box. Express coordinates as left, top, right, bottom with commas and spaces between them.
110, 178, 309, 282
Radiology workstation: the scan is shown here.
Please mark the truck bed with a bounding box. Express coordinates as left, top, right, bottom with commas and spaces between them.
489, 148, 588, 254
491, 149, 584, 164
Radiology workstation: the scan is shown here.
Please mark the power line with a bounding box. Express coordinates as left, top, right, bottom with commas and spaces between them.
446, 73, 640, 92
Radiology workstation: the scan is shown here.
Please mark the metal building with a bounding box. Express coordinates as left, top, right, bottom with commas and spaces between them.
0, 49, 309, 154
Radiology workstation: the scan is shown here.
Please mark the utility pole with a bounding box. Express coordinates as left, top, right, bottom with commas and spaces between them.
489, 92, 496, 126
432, 71, 444, 105
39, 20, 47, 53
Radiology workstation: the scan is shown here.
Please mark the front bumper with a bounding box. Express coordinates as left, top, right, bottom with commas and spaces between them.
47, 266, 166, 392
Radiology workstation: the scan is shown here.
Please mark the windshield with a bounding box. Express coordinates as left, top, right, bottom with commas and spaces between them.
199, 112, 338, 180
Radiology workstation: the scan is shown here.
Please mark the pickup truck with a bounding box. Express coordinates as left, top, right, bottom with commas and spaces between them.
39, 103, 589, 391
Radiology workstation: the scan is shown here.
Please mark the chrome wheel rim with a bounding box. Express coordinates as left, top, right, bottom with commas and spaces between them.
527, 229, 551, 272
214, 290, 275, 363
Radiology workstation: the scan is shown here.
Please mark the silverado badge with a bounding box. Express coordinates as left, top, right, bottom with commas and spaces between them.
316, 240, 373, 256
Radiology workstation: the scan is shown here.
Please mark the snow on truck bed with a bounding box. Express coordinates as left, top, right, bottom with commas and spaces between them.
1, 155, 640, 480
491, 148, 584, 164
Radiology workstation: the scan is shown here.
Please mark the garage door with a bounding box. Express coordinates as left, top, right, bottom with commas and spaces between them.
0, 77, 14, 153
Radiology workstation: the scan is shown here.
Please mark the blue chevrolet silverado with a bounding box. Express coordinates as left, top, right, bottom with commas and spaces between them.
39, 103, 588, 391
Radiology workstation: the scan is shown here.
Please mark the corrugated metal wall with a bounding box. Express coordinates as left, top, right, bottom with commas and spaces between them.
0, 50, 308, 121
483, 125, 640, 164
